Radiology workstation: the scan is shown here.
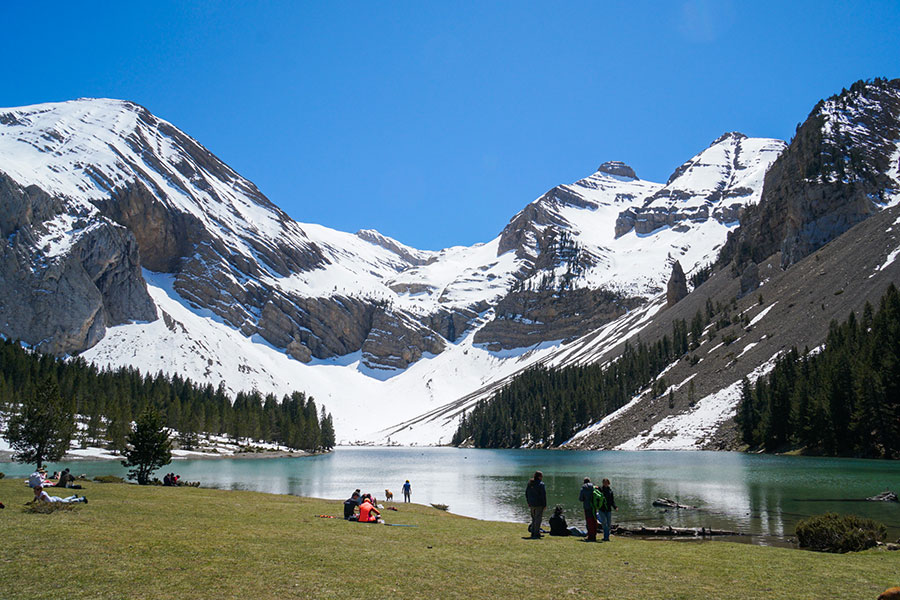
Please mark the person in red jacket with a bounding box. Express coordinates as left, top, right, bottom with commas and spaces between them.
358, 496, 380, 523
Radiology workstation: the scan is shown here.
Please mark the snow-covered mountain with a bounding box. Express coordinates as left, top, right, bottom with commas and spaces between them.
0, 96, 797, 444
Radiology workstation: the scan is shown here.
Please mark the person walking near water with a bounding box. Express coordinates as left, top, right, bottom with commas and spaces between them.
525, 471, 547, 539
402, 480, 411, 503
597, 477, 618, 541
579, 477, 599, 541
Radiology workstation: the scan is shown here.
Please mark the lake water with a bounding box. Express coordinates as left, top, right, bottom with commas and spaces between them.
3, 447, 899, 544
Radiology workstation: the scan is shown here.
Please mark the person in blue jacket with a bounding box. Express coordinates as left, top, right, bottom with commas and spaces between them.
402, 480, 411, 503
525, 471, 547, 539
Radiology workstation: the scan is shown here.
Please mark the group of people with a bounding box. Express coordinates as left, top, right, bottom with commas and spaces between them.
28, 468, 88, 505
343, 489, 382, 522
342, 480, 412, 522
526, 471, 617, 542
162, 473, 181, 486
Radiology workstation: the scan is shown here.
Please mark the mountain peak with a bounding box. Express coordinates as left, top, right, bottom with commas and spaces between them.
596, 161, 638, 180
711, 131, 747, 146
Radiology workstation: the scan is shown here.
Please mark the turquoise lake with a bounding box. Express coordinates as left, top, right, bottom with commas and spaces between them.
3, 447, 898, 544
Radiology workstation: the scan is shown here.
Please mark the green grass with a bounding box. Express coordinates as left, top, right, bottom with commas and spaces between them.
0, 479, 897, 599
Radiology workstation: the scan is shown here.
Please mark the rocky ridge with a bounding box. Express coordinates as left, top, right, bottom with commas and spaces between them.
0, 98, 784, 371
720, 78, 900, 271
615, 133, 786, 238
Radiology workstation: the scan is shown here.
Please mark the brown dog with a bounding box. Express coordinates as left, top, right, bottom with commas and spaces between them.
878, 587, 900, 600
385, 489, 394, 502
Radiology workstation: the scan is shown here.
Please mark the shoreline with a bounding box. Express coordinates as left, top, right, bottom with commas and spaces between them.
0, 448, 324, 463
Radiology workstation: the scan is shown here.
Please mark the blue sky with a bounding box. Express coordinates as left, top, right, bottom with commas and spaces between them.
2, 2, 898, 250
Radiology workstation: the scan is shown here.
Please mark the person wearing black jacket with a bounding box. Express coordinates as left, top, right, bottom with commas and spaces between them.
343, 491, 360, 520
598, 478, 618, 541
525, 471, 546, 539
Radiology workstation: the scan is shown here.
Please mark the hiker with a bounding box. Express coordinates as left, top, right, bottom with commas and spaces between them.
344, 492, 360, 520
358, 495, 381, 523
402, 480, 411, 503
33, 485, 87, 504
525, 471, 546, 539
596, 477, 618, 541
579, 477, 599, 541
549, 505, 586, 537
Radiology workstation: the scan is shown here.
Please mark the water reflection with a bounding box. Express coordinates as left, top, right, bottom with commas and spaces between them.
3, 447, 898, 542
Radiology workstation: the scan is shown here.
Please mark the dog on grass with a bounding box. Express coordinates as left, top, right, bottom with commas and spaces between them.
385, 489, 394, 502
878, 588, 900, 600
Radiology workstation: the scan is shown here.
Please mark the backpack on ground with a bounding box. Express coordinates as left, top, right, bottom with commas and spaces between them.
592, 487, 608, 512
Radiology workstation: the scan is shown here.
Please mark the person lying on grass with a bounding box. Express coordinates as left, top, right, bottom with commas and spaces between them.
33, 485, 87, 504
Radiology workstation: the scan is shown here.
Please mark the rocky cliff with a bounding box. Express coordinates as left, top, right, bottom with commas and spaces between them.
720, 78, 900, 271
0, 172, 156, 354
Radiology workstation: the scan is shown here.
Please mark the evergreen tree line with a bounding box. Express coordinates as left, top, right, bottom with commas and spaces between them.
0, 338, 335, 452
451, 307, 721, 448
737, 284, 900, 458
452, 292, 785, 449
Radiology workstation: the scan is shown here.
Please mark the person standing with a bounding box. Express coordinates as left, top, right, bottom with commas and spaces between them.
597, 477, 618, 541
525, 471, 547, 539
579, 477, 599, 541
402, 480, 411, 503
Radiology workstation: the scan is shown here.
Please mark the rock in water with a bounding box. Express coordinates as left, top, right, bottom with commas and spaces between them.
867, 490, 898, 502
667, 261, 688, 307
652, 497, 698, 510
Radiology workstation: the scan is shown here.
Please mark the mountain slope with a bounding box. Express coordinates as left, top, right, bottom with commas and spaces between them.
435, 78, 900, 451
1, 98, 786, 444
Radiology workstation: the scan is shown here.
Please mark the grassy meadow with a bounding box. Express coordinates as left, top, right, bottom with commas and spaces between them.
0, 478, 897, 599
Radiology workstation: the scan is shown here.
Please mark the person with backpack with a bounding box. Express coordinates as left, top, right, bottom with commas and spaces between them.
524, 471, 546, 539
594, 477, 618, 541
578, 477, 599, 541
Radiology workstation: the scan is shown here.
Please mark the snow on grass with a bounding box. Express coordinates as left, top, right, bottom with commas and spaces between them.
616, 353, 781, 450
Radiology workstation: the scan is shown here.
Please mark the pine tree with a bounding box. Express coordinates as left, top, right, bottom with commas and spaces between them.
122, 407, 172, 485
4, 378, 75, 469
320, 408, 335, 450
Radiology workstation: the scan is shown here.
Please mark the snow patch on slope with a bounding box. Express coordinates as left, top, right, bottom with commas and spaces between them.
615, 353, 781, 450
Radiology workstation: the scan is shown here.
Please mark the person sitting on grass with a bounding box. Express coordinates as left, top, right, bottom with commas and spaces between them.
54, 468, 82, 489
33, 485, 87, 504
344, 492, 361, 520
548, 506, 587, 537
358, 495, 381, 523
28, 468, 49, 489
